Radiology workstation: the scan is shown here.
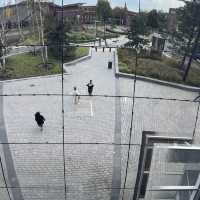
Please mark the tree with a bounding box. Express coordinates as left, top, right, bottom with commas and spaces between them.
38, 0, 48, 65
0, 7, 6, 69
15, 0, 24, 41
96, 0, 112, 44
24, 0, 34, 37
127, 14, 149, 66
96, 0, 112, 22
157, 11, 167, 32
147, 9, 159, 31
28, 0, 48, 65
0, 26, 6, 69
45, 13, 75, 60
128, 14, 148, 47
27, 0, 37, 38
112, 7, 125, 25
171, 0, 200, 75
0, 42, 4, 69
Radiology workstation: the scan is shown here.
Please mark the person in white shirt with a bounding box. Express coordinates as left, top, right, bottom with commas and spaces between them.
73, 86, 80, 104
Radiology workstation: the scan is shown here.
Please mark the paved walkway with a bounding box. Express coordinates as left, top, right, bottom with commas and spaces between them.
0, 83, 24, 200
119, 77, 199, 199
0, 48, 200, 200
1, 49, 118, 200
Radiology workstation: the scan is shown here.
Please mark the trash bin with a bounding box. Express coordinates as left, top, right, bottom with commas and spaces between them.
108, 61, 112, 69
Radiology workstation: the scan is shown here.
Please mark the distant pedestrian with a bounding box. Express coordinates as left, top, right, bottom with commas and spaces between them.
73, 86, 80, 104
35, 112, 45, 131
86, 80, 94, 96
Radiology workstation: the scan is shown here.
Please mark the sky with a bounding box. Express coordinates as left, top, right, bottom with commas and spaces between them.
1, 0, 185, 12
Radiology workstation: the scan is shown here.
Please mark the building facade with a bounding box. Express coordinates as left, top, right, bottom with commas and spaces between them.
0, 1, 53, 29
0, 1, 136, 28
56, 3, 136, 25
80, 5, 96, 24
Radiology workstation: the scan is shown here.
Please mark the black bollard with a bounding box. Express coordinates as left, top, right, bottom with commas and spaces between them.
108, 61, 112, 69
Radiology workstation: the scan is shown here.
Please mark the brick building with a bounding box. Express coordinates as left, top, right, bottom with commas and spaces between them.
0, 1, 136, 27
80, 5, 96, 24
55, 2, 136, 25
55, 3, 96, 24
0, 1, 53, 29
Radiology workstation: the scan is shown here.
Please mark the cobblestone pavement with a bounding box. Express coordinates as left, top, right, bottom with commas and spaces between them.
1, 49, 117, 200
63, 49, 116, 199
0, 48, 200, 200
119, 77, 199, 199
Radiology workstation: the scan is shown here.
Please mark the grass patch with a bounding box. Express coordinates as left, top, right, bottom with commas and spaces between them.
75, 47, 89, 59
66, 47, 89, 62
0, 53, 61, 80
0, 47, 89, 80
118, 49, 200, 87
68, 30, 119, 43
20, 34, 40, 45
68, 31, 95, 43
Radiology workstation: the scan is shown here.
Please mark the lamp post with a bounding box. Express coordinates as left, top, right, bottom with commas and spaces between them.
139, 0, 141, 14
94, 20, 100, 46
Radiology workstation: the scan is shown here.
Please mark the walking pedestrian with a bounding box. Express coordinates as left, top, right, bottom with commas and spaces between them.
86, 80, 94, 96
73, 86, 80, 104
35, 112, 45, 131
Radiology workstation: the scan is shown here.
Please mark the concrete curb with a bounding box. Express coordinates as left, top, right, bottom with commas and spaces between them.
0, 73, 71, 84
63, 48, 92, 68
114, 50, 200, 92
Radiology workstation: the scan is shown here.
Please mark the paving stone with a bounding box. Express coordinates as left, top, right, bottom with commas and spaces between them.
0, 189, 10, 200
12, 188, 65, 200
65, 144, 113, 200
3, 96, 62, 143
1, 49, 200, 200
2, 50, 117, 200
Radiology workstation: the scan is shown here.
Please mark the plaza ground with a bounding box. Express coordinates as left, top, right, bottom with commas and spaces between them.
0, 48, 199, 200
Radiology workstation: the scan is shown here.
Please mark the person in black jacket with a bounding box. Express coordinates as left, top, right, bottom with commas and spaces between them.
35, 112, 45, 131
86, 80, 94, 96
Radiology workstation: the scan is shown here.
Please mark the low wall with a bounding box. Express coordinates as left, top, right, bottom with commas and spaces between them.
64, 48, 92, 68
114, 50, 200, 92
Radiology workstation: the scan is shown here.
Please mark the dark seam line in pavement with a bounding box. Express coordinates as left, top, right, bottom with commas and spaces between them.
122, 50, 137, 200
0, 142, 141, 145
0, 156, 12, 200
0, 83, 24, 200
1, 185, 200, 191
192, 101, 200, 139
0, 186, 136, 190
0, 186, 137, 191
61, 1, 67, 200
111, 75, 122, 200
0, 94, 196, 103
